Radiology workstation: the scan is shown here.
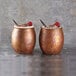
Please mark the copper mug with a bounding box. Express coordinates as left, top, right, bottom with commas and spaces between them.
11, 25, 36, 54
39, 26, 64, 55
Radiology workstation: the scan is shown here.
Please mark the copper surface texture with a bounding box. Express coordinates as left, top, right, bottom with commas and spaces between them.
11, 26, 36, 54
39, 27, 64, 55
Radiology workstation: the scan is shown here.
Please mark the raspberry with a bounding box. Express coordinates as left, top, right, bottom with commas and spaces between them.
54, 22, 60, 27
27, 21, 32, 26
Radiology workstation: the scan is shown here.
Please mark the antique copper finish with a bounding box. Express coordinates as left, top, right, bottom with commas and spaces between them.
39, 26, 64, 55
11, 25, 36, 54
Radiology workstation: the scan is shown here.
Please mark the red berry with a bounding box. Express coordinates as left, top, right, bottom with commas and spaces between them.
27, 21, 32, 26
54, 22, 60, 27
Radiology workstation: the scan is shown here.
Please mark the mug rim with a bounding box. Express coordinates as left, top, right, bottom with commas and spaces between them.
14, 25, 34, 29
41, 26, 62, 30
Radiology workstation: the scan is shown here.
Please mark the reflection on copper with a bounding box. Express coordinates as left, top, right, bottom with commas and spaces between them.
39, 27, 64, 55
11, 25, 36, 54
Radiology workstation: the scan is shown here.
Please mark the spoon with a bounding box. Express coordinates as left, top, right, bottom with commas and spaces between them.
13, 19, 19, 26
40, 19, 47, 27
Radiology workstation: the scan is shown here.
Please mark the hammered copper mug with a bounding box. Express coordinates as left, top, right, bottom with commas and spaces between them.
39, 26, 64, 55
11, 25, 36, 54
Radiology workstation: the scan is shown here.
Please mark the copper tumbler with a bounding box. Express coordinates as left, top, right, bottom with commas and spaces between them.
39, 26, 64, 55
11, 25, 36, 54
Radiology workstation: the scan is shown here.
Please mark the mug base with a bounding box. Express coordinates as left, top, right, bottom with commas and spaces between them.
42, 51, 61, 55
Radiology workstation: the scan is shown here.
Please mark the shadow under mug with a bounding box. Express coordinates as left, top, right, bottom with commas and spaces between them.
11, 25, 36, 54
39, 26, 64, 55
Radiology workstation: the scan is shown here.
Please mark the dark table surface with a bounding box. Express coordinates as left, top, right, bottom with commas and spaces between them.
0, 47, 76, 76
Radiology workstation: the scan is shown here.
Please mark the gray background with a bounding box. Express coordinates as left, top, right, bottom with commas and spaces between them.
0, 0, 76, 50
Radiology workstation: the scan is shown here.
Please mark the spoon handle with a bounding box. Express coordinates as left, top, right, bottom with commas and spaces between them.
13, 19, 18, 26
40, 19, 47, 27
